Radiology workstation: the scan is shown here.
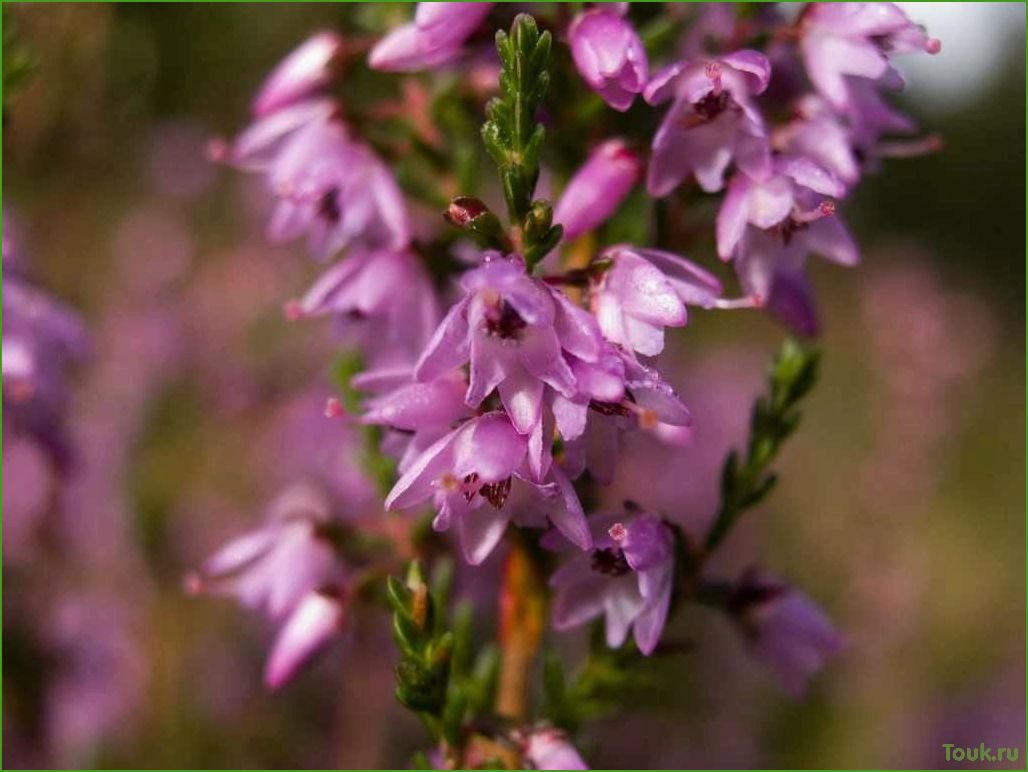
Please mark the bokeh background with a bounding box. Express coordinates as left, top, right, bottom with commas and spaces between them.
2, 2, 1024, 769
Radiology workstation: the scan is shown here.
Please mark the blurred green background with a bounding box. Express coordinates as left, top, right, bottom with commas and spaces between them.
2, 3, 1024, 769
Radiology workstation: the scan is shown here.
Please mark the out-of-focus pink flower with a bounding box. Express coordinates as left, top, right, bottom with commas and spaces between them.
264, 119, 411, 259
645, 50, 771, 195
731, 569, 844, 697
716, 156, 846, 260
554, 139, 641, 240
263, 589, 347, 691
3, 263, 90, 473
549, 511, 674, 655
187, 484, 345, 621
775, 95, 862, 188
799, 2, 940, 111
522, 727, 590, 770
385, 411, 591, 564
294, 247, 438, 356
414, 254, 604, 435
590, 244, 725, 356
368, 3, 494, 72
253, 31, 344, 117
569, 8, 648, 111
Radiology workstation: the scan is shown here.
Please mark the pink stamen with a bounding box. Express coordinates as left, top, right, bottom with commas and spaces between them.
925, 37, 942, 54
714, 295, 762, 311
705, 61, 723, 93
206, 137, 230, 163
793, 200, 836, 224
876, 134, 944, 159
324, 397, 346, 419
608, 522, 628, 544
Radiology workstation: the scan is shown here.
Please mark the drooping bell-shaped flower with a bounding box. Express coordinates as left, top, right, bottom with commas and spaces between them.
385, 412, 591, 564
414, 253, 604, 435
645, 49, 772, 195
186, 484, 345, 621
799, 2, 940, 112
589, 245, 727, 356
554, 139, 641, 240
549, 511, 675, 655
291, 247, 438, 357
730, 569, 845, 697
568, 7, 649, 112
368, 2, 494, 72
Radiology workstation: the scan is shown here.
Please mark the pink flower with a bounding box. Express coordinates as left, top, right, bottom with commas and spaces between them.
293, 248, 438, 357
521, 727, 589, 770
645, 49, 772, 195
590, 245, 725, 356
568, 8, 648, 111
252, 31, 344, 117
264, 118, 411, 259
368, 2, 494, 72
186, 484, 345, 621
549, 511, 675, 655
385, 412, 591, 564
264, 589, 347, 691
716, 155, 846, 261
800, 2, 940, 111
414, 254, 604, 435
554, 139, 641, 240
731, 570, 845, 697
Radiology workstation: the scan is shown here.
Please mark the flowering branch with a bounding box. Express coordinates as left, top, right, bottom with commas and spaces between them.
703, 340, 821, 555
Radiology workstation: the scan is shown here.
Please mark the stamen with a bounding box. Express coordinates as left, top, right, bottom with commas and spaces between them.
608, 522, 627, 544
792, 200, 835, 224
925, 37, 942, 54
705, 61, 723, 94
714, 295, 762, 311
876, 134, 944, 158
324, 397, 346, 419
437, 472, 462, 495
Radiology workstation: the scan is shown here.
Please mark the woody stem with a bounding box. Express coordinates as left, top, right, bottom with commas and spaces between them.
495, 533, 547, 720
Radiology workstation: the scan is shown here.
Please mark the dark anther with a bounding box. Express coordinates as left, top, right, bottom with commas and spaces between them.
590, 547, 631, 576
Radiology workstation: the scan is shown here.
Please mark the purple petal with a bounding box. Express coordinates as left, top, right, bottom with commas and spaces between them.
457, 507, 510, 565
518, 326, 577, 397
454, 412, 526, 483
414, 298, 470, 382
264, 592, 344, 690
385, 423, 465, 510
716, 174, 752, 259
498, 365, 544, 435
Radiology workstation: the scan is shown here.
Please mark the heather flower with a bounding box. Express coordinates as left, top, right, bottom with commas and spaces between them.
356, 367, 473, 473
291, 247, 438, 357
252, 31, 344, 117
561, 350, 692, 483
263, 118, 410, 259
568, 7, 648, 112
728, 191, 859, 322
645, 49, 772, 195
554, 139, 641, 240
264, 589, 347, 690
589, 245, 727, 356
520, 727, 589, 770
385, 412, 591, 564
186, 484, 346, 621
368, 2, 494, 72
716, 155, 846, 262
414, 254, 604, 435
730, 569, 844, 697
799, 2, 940, 112
775, 95, 862, 188
550, 511, 675, 654
3, 270, 90, 472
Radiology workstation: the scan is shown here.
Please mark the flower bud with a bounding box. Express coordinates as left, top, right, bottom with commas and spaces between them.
568, 8, 648, 112
444, 196, 511, 251
252, 32, 343, 118
555, 139, 640, 240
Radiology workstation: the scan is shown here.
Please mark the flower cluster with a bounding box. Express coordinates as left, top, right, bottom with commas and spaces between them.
201, 3, 939, 766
